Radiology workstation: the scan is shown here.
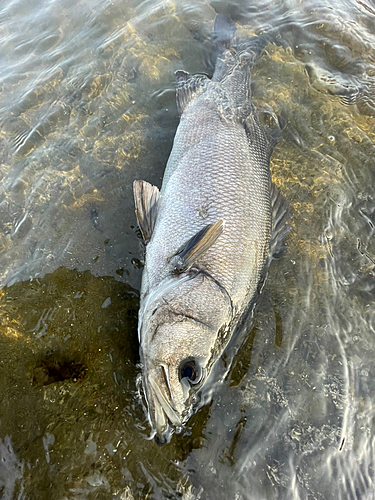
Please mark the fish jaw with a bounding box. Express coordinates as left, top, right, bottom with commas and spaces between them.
141, 364, 187, 444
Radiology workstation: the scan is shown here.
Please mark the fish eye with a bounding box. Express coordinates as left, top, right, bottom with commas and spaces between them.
179, 359, 202, 385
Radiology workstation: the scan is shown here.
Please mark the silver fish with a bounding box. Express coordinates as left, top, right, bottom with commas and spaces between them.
133, 15, 289, 444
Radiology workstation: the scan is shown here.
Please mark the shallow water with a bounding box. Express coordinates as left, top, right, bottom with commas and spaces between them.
0, 0, 374, 498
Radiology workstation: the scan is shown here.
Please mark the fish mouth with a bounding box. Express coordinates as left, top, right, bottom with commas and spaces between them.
146, 368, 183, 443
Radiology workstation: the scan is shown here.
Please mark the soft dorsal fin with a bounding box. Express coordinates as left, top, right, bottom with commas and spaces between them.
261, 107, 285, 158
170, 220, 224, 272
244, 105, 284, 159
175, 71, 209, 116
133, 180, 160, 244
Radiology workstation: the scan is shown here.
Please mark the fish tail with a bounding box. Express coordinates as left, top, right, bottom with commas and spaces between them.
213, 14, 237, 56
212, 14, 270, 82
236, 33, 271, 69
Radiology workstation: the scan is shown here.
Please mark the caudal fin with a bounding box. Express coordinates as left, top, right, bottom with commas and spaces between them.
213, 14, 237, 56
212, 14, 271, 82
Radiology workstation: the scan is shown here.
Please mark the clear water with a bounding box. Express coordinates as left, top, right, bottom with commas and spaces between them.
0, 0, 374, 498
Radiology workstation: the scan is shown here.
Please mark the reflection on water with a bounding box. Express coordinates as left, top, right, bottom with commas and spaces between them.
0, 0, 374, 498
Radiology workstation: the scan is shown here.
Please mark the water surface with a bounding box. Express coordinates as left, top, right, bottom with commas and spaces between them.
0, 0, 374, 498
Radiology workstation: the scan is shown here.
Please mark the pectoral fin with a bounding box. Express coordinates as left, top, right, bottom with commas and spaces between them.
170, 220, 224, 272
133, 180, 160, 244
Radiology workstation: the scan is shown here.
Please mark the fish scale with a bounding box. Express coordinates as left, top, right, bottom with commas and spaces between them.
148, 109, 271, 302
133, 14, 288, 444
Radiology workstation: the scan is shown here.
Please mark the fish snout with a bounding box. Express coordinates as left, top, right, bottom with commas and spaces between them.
154, 433, 168, 446
145, 367, 184, 443
154, 425, 173, 446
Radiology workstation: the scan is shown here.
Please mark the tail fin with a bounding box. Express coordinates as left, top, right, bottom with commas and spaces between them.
212, 14, 271, 82
213, 14, 237, 56
236, 34, 272, 68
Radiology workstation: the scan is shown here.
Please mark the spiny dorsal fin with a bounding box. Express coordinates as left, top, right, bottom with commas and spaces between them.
269, 182, 291, 258
170, 220, 224, 272
175, 71, 209, 116
133, 180, 160, 244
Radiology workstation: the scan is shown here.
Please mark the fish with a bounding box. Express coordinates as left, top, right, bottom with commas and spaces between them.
133, 14, 289, 445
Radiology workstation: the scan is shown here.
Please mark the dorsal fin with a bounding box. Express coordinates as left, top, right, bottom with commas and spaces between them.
169, 220, 224, 272
261, 107, 285, 159
244, 105, 285, 159
175, 71, 209, 116
269, 182, 291, 259
133, 180, 160, 244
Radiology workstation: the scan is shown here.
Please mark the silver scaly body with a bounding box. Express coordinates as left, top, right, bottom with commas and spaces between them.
133, 15, 287, 444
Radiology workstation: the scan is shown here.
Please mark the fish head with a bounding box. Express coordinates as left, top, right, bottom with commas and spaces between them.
139, 273, 233, 444
140, 314, 229, 444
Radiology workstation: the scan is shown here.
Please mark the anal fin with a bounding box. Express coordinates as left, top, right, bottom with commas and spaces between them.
175, 71, 209, 116
133, 180, 160, 244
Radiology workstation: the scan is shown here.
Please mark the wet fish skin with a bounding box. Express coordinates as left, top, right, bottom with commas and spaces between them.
134, 15, 284, 444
